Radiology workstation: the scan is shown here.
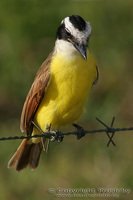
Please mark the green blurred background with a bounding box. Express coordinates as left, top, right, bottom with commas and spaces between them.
0, 0, 133, 199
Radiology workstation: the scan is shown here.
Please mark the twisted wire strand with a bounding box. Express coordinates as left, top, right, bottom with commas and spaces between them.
0, 126, 133, 141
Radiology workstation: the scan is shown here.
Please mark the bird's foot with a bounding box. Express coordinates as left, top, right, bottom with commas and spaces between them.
46, 124, 64, 143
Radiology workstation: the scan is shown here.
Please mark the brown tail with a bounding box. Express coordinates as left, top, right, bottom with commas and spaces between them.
8, 139, 43, 171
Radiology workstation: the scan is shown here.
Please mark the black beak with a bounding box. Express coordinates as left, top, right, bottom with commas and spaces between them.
67, 38, 87, 60
73, 43, 87, 61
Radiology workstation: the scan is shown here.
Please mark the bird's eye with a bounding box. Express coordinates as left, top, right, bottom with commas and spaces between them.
67, 31, 71, 37
65, 28, 72, 38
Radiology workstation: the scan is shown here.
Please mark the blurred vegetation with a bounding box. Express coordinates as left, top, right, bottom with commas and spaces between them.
0, 0, 133, 199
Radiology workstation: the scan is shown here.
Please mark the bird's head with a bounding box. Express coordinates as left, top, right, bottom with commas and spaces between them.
55, 15, 92, 60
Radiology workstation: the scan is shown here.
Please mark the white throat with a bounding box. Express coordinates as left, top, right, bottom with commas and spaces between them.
55, 39, 80, 59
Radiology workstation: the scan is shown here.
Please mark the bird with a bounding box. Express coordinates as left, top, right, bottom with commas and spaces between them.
8, 15, 98, 171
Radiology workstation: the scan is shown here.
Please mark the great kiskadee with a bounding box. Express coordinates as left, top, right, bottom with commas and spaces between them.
8, 15, 98, 171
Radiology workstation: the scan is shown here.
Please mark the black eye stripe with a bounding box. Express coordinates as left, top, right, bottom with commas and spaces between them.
56, 23, 73, 41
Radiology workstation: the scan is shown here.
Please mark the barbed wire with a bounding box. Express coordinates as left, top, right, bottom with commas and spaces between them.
0, 117, 133, 147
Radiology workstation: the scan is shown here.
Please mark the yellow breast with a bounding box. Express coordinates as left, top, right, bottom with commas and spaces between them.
34, 50, 97, 132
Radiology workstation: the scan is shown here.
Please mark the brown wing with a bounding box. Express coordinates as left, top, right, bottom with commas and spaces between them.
20, 52, 53, 135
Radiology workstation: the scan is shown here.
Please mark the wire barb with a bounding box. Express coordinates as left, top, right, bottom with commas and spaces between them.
96, 117, 116, 147
107, 116, 116, 147
73, 123, 86, 139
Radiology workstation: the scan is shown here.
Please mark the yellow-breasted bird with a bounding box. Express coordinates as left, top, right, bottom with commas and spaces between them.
8, 15, 98, 171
